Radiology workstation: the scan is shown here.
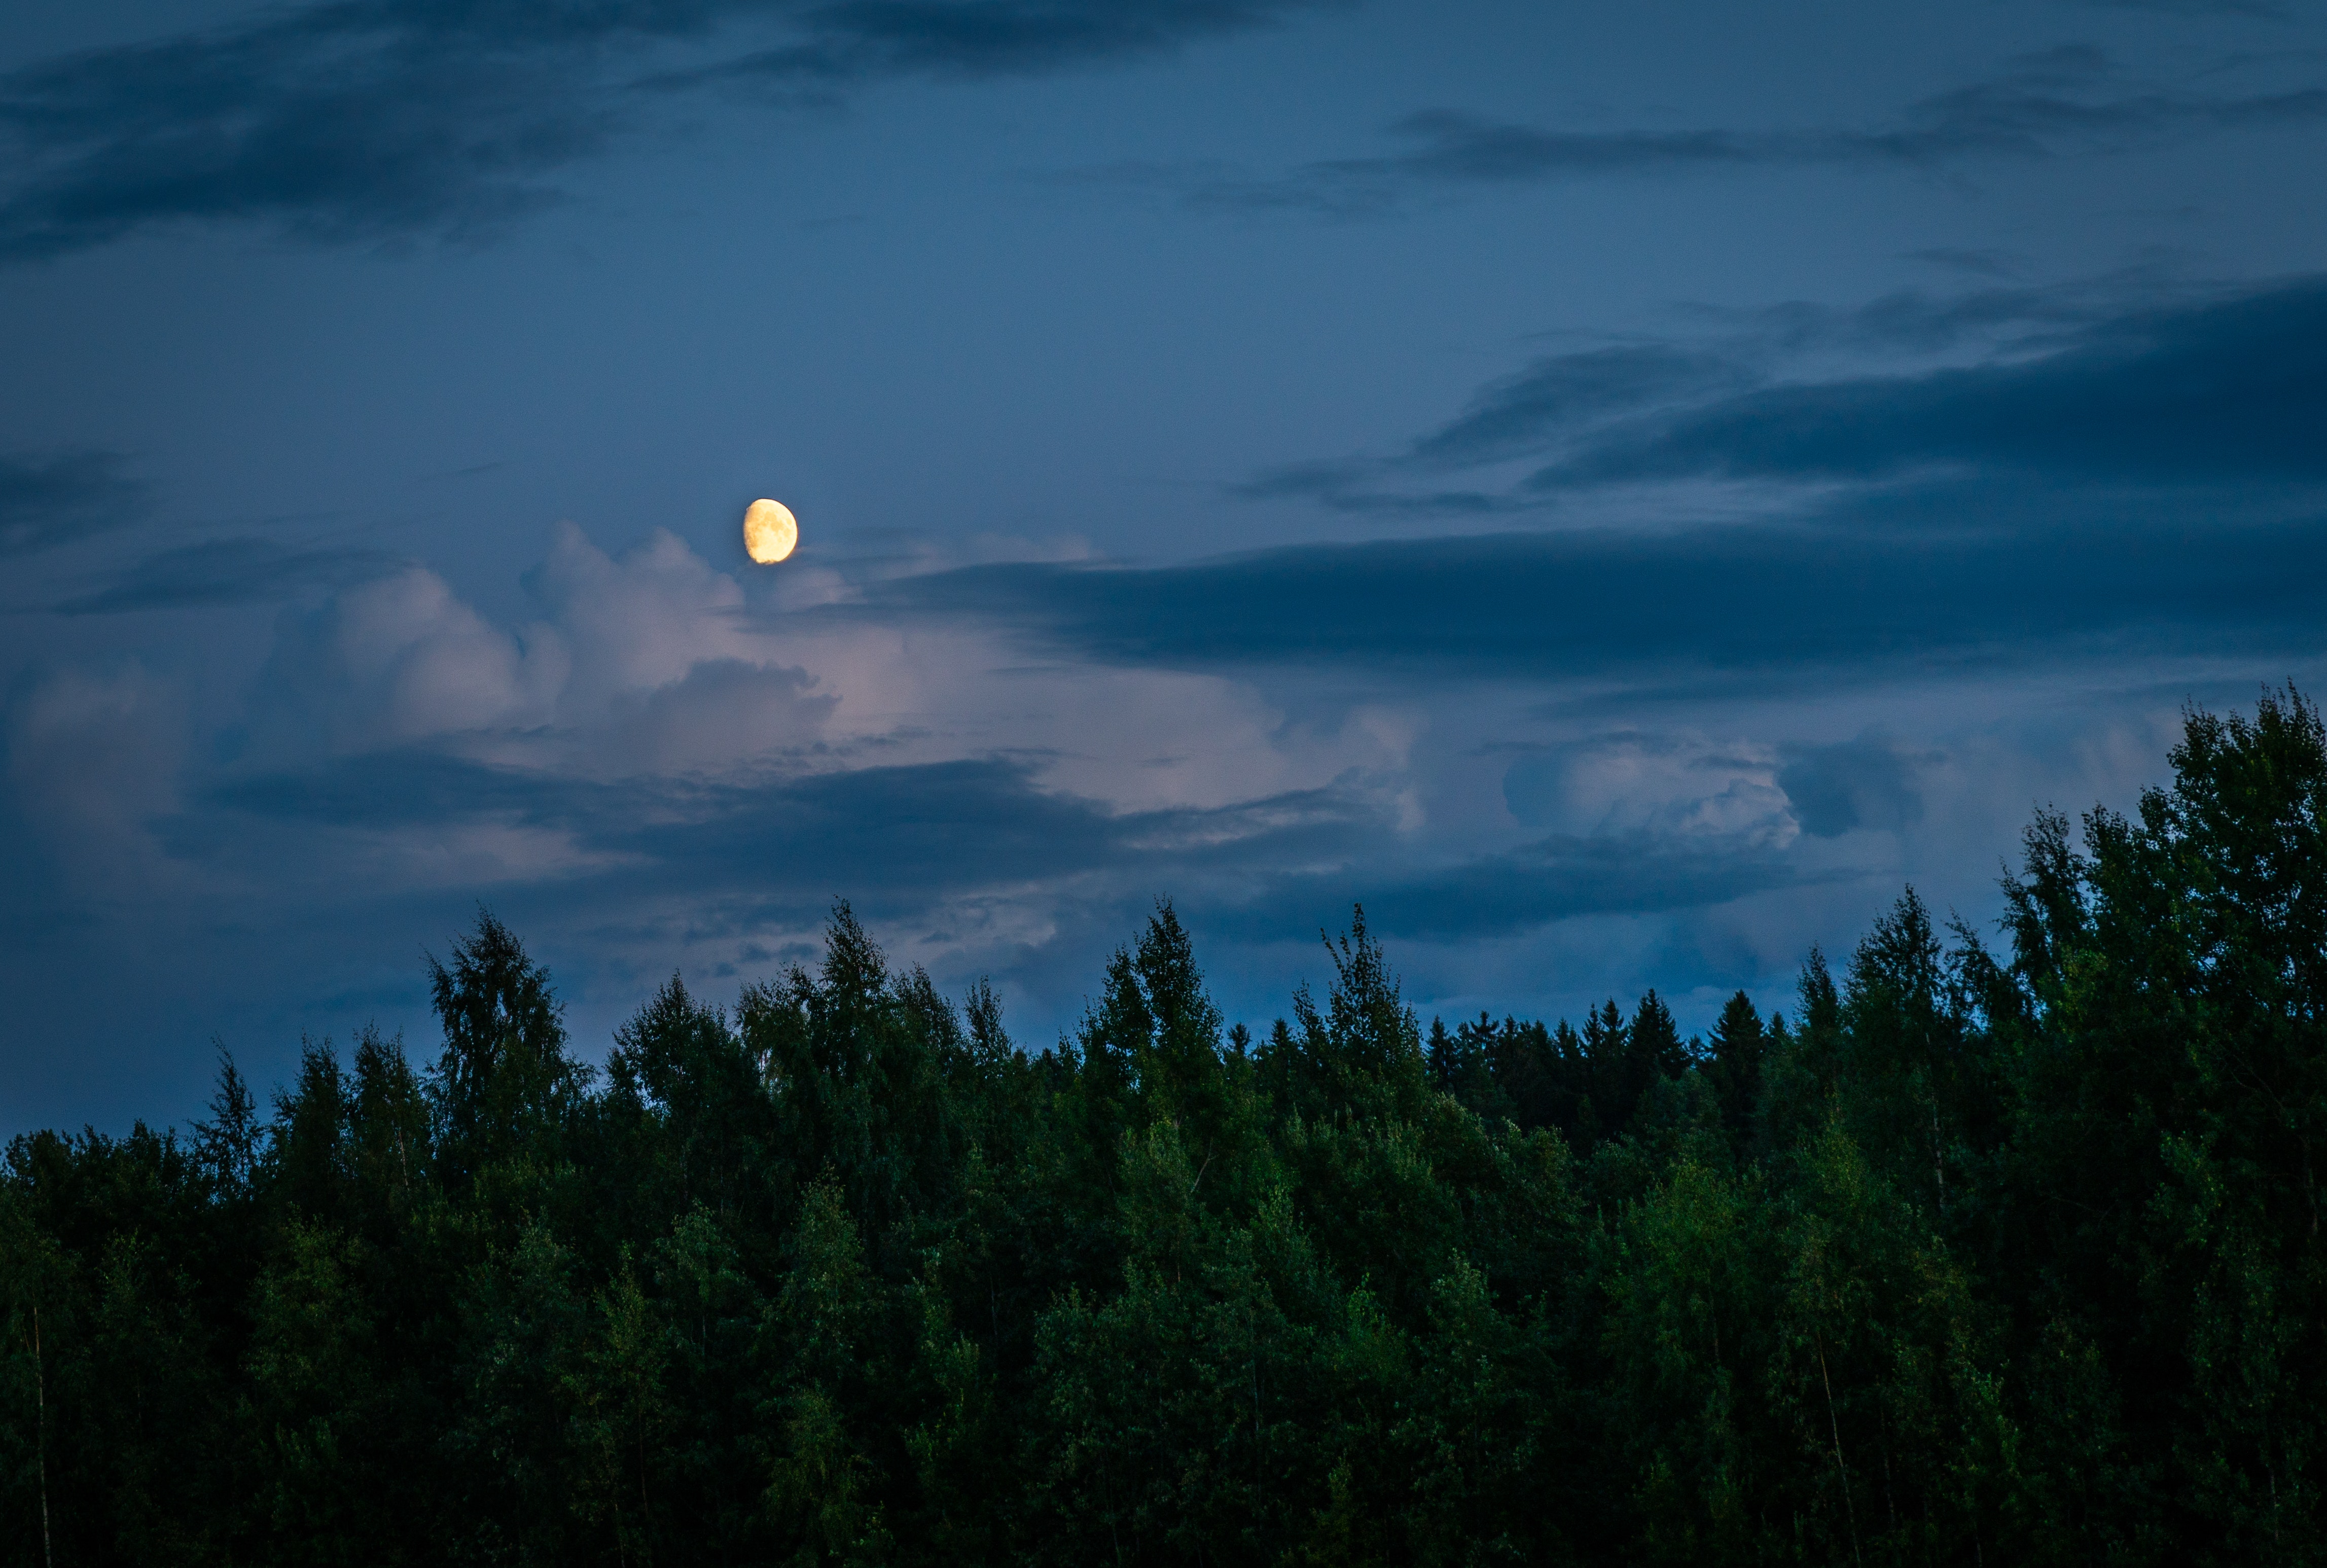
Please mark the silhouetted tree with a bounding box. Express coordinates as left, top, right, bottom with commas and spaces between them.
8, 695, 2327, 1564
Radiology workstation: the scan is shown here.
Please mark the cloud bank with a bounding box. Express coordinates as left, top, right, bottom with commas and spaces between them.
9, 257, 2320, 1132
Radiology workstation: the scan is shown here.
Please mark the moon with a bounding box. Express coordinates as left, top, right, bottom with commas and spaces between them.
743, 498, 798, 564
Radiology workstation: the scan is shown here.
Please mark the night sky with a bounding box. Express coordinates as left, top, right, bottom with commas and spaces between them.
5, 0, 2324, 1132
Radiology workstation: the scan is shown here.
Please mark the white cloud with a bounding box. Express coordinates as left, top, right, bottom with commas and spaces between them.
527, 522, 750, 707
255, 565, 564, 754
250, 524, 841, 777
1503, 730, 1800, 848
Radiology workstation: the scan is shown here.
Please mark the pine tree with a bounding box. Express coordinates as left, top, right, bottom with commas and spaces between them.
1704, 992, 1768, 1153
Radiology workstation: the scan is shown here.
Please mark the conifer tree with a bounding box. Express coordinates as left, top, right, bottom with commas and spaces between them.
9, 694, 2327, 1565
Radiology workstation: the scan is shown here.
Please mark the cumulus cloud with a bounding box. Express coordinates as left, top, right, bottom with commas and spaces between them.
602, 658, 835, 777
245, 523, 838, 775
165, 517, 1419, 970
1503, 732, 1798, 847
254, 565, 568, 755
527, 521, 755, 701
5, 482, 2287, 1116
0, 507, 2269, 1120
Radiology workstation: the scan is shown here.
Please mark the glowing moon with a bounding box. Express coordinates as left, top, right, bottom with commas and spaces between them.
743, 498, 798, 564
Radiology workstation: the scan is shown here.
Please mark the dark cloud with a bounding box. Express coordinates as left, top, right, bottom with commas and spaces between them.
2080, 0, 2286, 16
1733, 278, 2119, 358
1407, 345, 1747, 470
871, 494, 2327, 683
1777, 734, 1930, 838
0, 0, 1326, 259
1497, 731, 1785, 837
53, 537, 405, 614
0, 16, 623, 258
1191, 828, 1827, 944
187, 736, 1831, 960
0, 450, 140, 555
1536, 277, 2327, 488
19, 10, 2304, 260
1226, 458, 1508, 515
677, 0, 1321, 87
1160, 49, 2327, 214
1237, 275, 2325, 514
198, 748, 1375, 915
1240, 277, 2158, 512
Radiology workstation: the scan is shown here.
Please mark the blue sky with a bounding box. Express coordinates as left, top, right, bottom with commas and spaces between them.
5, 0, 2325, 1130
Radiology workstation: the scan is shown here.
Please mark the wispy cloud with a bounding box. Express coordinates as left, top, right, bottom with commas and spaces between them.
874, 491, 2327, 683
1237, 274, 2177, 513
1531, 277, 2327, 489
204, 749, 1370, 908
53, 536, 404, 614
1106, 48, 2327, 215
1235, 273, 2327, 514
1191, 827, 1835, 944
0, 0, 1332, 259
1406, 345, 1749, 471
0, 449, 142, 555
662, 0, 1327, 87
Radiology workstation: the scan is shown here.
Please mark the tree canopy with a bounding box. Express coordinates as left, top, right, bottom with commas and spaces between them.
8, 691, 2327, 1564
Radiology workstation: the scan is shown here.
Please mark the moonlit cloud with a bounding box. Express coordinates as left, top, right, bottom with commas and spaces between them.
255, 565, 569, 754
152, 521, 1421, 942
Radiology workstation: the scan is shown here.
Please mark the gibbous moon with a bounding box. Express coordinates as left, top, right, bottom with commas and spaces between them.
743, 498, 799, 564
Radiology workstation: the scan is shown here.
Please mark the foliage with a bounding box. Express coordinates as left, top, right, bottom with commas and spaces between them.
9, 694, 2327, 1562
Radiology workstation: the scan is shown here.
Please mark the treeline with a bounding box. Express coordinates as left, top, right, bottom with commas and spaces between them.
5, 691, 2327, 1564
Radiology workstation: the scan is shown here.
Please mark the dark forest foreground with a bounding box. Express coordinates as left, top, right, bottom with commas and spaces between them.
9, 691, 2327, 1565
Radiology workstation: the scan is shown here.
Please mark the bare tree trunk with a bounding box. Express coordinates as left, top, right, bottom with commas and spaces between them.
1250, 1302, 1265, 1545
1816, 1330, 1864, 1568
35, 1304, 54, 1568
637, 1424, 654, 1567
1933, 1100, 1946, 1215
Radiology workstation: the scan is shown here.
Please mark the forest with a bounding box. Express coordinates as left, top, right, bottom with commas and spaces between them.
6, 689, 2327, 1565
